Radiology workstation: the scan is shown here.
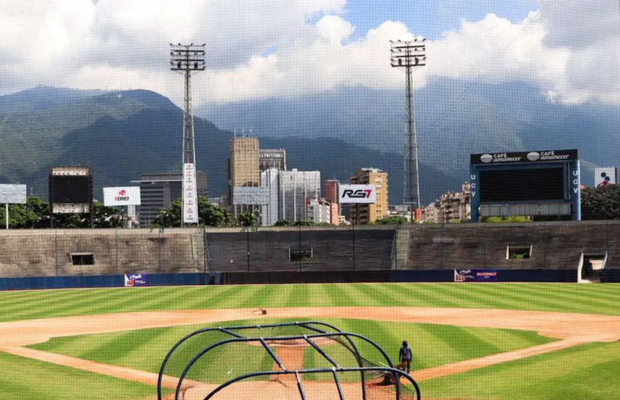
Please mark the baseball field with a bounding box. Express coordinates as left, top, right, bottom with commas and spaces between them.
0, 283, 619, 399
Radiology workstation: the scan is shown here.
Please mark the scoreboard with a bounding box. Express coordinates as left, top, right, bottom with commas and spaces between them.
470, 150, 580, 222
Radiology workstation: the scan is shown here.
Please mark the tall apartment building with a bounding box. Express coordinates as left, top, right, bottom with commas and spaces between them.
323, 179, 341, 224
228, 137, 260, 216
135, 172, 207, 227
259, 149, 287, 172
422, 183, 472, 223
279, 169, 321, 222
350, 168, 388, 225
260, 168, 280, 226
307, 198, 331, 224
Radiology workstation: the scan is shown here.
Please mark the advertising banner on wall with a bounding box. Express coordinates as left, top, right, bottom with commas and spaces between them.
0, 184, 27, 204
183, 163, 198, 223
103, 187, 141, 206
595, 167, 617, 187
454, 269, 498, 282
339, 185, 376, 204
124, 273, 147, 287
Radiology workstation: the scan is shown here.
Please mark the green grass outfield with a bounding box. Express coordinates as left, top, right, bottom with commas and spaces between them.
1, 283, 619, 399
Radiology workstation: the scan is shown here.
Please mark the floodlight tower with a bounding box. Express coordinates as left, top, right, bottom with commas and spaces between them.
170, 43, 206, 165
170, 43, 205, 225
390, 38, 426, 222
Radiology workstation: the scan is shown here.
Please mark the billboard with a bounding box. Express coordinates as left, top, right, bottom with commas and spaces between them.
124, 273, 147, 287
103, 187, 141, 206
233, 186, 269, 205
0, 184, 27, 204
454, 269, 498, 282
595, 167, 617, 187
183, 163, 198, 223
49, 166, 93, 214
469, 149, 580, 222
471, 149, 578, 165
339, 185, 376, 204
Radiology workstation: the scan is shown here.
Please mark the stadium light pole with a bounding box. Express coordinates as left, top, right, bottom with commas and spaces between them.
170, 43, 206, 226
390, 38, 426, 223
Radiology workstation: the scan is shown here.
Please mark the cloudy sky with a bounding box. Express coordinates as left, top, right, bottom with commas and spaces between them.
1, 0, 619, 106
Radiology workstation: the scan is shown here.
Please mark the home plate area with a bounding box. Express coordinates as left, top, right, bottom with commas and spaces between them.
159, 321, 420, 400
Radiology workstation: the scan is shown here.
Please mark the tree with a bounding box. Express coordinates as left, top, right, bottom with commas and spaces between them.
199, 197, 235, 227
274, 219, 293, 227
0, 197, 42, 228
238, 210, 260, 227
0, 197, 125, 229
374, 216, 410, 225
581, 184, 620, 220
152, 196, 236, 227
52, 202, 123, 228
480, 216, 531, 223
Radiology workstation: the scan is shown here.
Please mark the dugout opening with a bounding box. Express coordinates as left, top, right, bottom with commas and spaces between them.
70, 252, 95, 266
506, 245, 532, 260
578, 252, 607, 283
289, 248, 313, 262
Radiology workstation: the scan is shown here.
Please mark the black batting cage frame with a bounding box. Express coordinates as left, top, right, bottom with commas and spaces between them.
157, 321, 421, 400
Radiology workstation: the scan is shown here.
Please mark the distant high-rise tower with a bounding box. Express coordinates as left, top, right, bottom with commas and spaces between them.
228, 137, 260, 216
170, 43, 205, 224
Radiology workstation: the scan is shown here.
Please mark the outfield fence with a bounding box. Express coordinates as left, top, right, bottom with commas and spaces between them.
0, 222, 619, 285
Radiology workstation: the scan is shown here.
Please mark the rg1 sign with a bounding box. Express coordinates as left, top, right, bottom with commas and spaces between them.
339, 185, 376, 204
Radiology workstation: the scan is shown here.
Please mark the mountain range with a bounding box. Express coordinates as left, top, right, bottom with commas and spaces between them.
198, 79, 620, 186
1, 81, 618, 207
0, 85, 455, 205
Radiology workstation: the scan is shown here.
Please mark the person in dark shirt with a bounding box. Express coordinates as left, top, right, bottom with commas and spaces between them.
398, 340, 412, 373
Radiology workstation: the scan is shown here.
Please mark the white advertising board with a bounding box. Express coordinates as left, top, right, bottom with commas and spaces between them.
339, 185, 376, 204
103, 187, 141, 206
595, 167, 617, 187
0, 184, 27, 204
183, 163, 198, 223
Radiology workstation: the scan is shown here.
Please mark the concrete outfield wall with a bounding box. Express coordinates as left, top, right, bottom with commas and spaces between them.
0, 222, 618, 279
0, 226, 396, 278
402, 221, 620, 271
0, 229, 203, 278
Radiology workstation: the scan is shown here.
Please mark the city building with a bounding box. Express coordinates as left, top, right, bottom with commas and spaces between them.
134, 172, 207, 227
259, 149, 287, 172
307, 198, 332, 224
323, 179, 341, 224
228, 137, 260, 216
349, 168, 388, 225
279, 169, 321, 222
260, 168, 280, 226
422, 183, 472, 223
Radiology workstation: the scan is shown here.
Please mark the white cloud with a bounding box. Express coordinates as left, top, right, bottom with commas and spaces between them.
0, 0, 618, 106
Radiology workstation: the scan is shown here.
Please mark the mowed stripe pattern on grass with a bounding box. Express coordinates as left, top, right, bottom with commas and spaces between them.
1, 283, 620, 322
31, 318, 554, 374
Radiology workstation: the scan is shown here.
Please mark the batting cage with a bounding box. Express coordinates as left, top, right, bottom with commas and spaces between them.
158, 321, 345, 399
158, 322, 421, 400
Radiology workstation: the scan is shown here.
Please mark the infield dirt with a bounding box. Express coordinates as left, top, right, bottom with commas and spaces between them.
1, 307, 619, 397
